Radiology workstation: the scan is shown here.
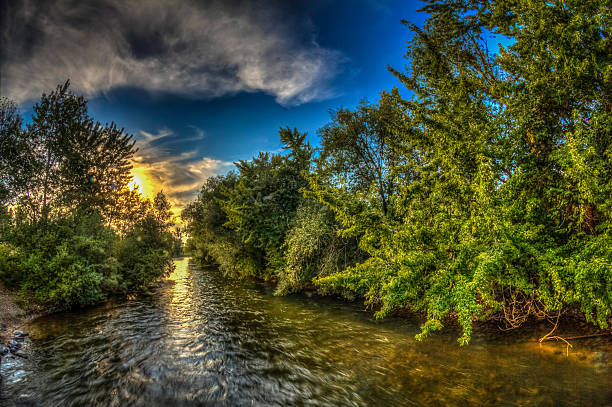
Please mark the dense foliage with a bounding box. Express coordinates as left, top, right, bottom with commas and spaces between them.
183, 127, 364, 294
0, 83, 180, 309
185, 0, 612, 343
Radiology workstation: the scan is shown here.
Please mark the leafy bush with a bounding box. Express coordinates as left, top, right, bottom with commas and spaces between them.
276, 201, 363, 295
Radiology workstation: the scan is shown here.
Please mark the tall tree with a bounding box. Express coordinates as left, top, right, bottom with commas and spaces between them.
0, 98, 27, 206
152, 191, 174, 233
217, 128, 312, 277
316, 101, 400, 216
24, 81, 136, 223
316, 0, 612, 343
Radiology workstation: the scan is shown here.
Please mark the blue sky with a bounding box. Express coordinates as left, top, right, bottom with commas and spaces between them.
2, 0, 427, 209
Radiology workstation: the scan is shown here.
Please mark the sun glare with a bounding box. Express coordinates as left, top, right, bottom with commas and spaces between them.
129, 167, 153, 198
128, 165, 183, 227
129, 175, 144, 194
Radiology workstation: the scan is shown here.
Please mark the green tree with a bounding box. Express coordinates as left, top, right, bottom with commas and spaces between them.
316, 0, 612, 344
23, 81, 135, 223
183, 173, 238, 265
0, 98, 26, 207
316, 101, 401, 216
182, 1, 612, 344
0, 85, 172, 310
220, 128, 312, 278
152, 191, 174, 233
184, 128, 313, 281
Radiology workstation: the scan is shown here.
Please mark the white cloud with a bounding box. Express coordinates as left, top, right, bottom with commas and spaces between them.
1, 0, 344, 106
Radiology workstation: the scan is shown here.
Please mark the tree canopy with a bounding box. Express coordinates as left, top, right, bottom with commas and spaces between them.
184, 0, 612, 343
0, 83, 181, 309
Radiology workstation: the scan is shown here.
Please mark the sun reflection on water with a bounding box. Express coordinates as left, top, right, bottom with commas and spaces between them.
165, 257, 192, 311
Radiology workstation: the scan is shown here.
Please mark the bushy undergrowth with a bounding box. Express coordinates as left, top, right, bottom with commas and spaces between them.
0, 210, 175, 310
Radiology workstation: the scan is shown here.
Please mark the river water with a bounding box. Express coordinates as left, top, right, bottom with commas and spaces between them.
1, 258, 611, 406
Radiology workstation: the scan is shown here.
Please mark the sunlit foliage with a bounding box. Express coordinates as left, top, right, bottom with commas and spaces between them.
315, 0, 612, 343
187, 0, 612, 344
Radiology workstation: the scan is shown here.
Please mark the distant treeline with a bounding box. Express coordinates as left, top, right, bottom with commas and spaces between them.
184, 1, 612, 344
0, 82, 181, 309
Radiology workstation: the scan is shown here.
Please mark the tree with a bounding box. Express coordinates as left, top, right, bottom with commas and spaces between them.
316, 101, 401, 216
182, 0, 612, 344
0, 98, 27, 206
184, 128, 313, 280
0, 85, 172, 310
24, 81, 136, 223
182, 173, 243, 271
316, 0, 612, 343
153, 191, 174, 233
221, 129, 312, 278
104, 188, 151, 235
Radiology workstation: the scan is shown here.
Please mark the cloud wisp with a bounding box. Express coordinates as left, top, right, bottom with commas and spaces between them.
130, 128, 234, 213
1, 0, 344, 105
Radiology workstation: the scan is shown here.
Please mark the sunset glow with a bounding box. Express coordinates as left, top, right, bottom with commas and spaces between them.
129, 164, 185, 222
129, 166, 154, 199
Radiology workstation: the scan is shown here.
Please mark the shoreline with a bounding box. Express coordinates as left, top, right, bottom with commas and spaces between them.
0, 282, 46, 382
204, 259, 612, 348
0, 283, 45, 346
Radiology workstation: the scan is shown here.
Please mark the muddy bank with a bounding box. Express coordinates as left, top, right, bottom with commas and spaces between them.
0, 283, 44, 346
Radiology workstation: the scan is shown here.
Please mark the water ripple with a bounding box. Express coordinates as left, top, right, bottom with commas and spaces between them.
1, 258, 610, 406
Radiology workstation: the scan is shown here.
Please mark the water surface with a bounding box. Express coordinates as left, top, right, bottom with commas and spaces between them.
2, 258, 611, 406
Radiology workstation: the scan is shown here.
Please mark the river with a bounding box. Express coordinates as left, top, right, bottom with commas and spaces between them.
1, 258, 611, 406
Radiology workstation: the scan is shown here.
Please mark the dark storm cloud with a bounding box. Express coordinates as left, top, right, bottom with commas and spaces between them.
1, 0, 344, 105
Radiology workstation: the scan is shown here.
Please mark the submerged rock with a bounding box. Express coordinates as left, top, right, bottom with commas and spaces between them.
8, 339, 21, 351
0, 345, 9, 355
591, 351, 609, 365
14, 330, 28, 338
10, 351, 28, 359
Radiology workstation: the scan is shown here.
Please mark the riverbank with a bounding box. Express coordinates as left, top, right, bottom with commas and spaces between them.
2, 261, 610, 350
0, 283, 44, 346
232, 263, 612, 351
0, 268, 178, 346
